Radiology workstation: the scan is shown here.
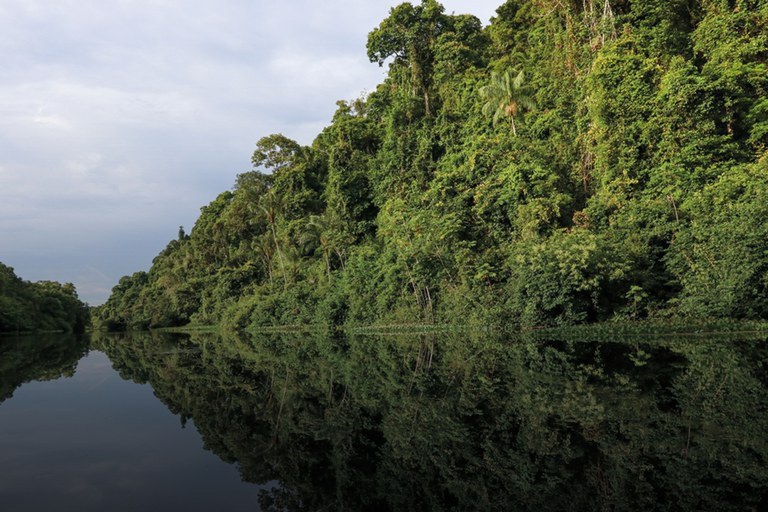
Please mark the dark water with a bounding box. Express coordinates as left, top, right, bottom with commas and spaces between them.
0, 334, 267, 511
1, 329, 767, 511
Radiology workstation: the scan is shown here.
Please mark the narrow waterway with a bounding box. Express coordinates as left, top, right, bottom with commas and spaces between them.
2, 329, 767, 511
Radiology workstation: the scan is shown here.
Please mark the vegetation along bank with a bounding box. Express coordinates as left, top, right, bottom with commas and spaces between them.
95, 0, 768, 331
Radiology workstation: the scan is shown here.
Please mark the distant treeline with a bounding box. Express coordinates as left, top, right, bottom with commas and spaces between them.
96, 0, 768, 331
0, 263, 90, 333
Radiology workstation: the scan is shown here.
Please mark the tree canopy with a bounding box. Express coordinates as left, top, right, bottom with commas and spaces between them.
0, 263, 90, 333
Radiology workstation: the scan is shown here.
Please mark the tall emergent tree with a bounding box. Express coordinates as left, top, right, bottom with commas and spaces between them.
367, 0, 450, 117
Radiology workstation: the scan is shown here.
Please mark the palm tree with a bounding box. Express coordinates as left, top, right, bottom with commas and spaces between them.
479, 68, 536, 136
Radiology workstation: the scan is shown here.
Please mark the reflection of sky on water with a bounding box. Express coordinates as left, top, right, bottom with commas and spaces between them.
0, 351, 266, 511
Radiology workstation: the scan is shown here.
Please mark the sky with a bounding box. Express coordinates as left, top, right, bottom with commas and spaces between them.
0, 0, 503, 305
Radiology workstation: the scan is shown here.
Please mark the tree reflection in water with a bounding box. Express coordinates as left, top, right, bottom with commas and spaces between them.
0, 333, 89, 404
93, 329, 768, 512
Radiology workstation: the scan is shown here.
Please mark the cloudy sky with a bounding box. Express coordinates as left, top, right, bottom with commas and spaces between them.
0, 0, 502, 305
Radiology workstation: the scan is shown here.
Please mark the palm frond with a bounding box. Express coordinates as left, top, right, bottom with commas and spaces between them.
478, 65, 536, 134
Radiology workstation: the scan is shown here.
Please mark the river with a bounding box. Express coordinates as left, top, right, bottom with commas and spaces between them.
1, 328, 766, 511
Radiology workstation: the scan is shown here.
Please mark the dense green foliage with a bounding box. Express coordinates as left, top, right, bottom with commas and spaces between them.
0, 263, 90, 333
97, 0, 768, 330
95, 329, 768, 510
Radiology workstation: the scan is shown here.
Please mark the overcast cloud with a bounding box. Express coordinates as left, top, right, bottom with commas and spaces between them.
0, 0, 502, 304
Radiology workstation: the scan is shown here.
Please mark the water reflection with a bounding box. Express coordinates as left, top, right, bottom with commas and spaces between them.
0, 334, 265, 512
0, 333, 88, 403
93, 329, 768, 511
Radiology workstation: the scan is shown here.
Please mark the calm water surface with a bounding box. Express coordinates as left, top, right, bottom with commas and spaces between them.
0, 334, 266, 511
1, 329, 767, 511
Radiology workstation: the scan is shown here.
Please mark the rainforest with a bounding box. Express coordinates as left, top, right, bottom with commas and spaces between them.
90, 0, 768, 331
3, 3, 768, 510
